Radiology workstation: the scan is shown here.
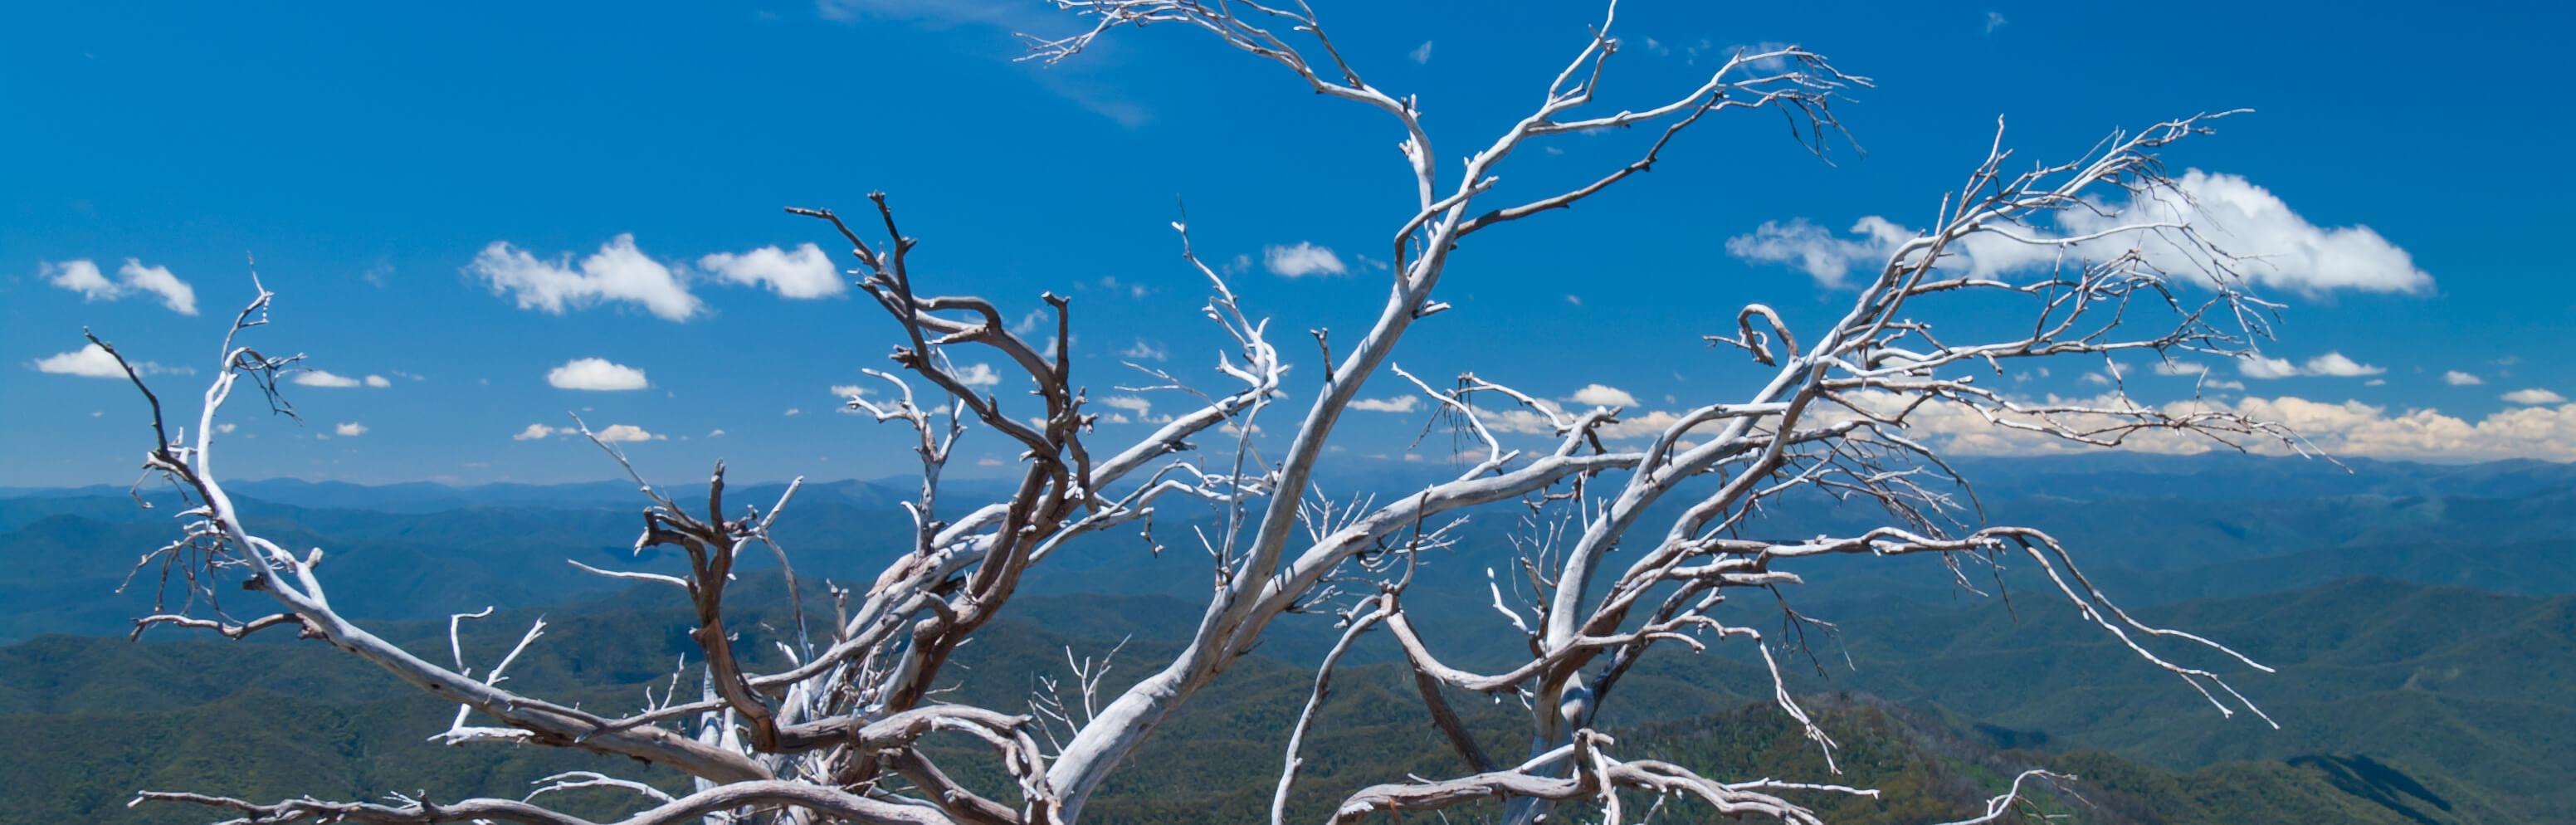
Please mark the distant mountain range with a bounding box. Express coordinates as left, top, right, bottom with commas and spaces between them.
5, 454, 2570, 823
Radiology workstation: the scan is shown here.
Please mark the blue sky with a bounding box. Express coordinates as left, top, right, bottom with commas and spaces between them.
6, 0, 2572, 486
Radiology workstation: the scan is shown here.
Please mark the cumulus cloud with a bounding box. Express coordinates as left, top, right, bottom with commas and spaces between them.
1727, 171, 2432, 295
2237, 356, 2300, 379
292, 369, 364, 388
363, 374, 392, 388
593, 423, 661, 442
1263, 242, 1347, 278
547, 358, 648, 391
954, 363, 1003, 387
1721, 217, 1913, 286
829, 384, 868, 398
30, 343, 187, 378
1837, 391, 2576, 461
1100, 395, 1153, 417
2236, 351, 2381, 379
2443, 371, 2484, 386
2301, 352, 2384, 378
513, 423, 561, 441
1565, 383, 1641, 408
468, 234, 702, 321
699, 243, 843, 299
1349, 396, 1420, 412
42, 259, 199, 315
333, 422, 368, 437
2503, 388, 2566, 405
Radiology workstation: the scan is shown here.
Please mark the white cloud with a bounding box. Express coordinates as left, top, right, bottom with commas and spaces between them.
117, 261, 198, 315
2301, 352, 2384, 378
468, 234, 702, 321
1566, 383, 1641, 408
291, 369, 363, 388
42, 258, 199, 315
784, 408, 802, 417
30, 343, 185, 378
1985, 11, 2008, 32
1010, 307, 1049, 335
1120, 339, 1169, 361
1263, 242, 1347, 278
1100, 395, 1154, 417
707, 428, 726, 437
513, 423, 560, 441
2444, 370, 2485, 386
216, 423, 237, 434
547, 358, 648, 391
2503, 388, 2566, 405
2237, 356, 2301, 379
1221, 422, 1264, 437
2205, 378, 2246, 390
955, 363, 1003, 387
1721, 217, 1913, 286
43, 260, 114, 298
1597, 409, 1686, 440
594, 423, 661, 442
829, 384, 868, 398
1564, 295, 1583, 306
1837, 390, 2576, 461
363, 374, 392, 388
2152, 360, 2208, 376
2238, 351, 2383, 379
1409, 41, 1434, 64
333, 422, 368, 437
1349, 396, 1421, 412
977, 457, 1006, 466
699, 243, 843, 299
1727, 171, 2432, 295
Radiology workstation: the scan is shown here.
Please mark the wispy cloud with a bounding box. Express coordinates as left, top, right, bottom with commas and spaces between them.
2503, 388, 2566, 405
1409, 41, 1434, 64
42, 258, 198, 315
1120, 339, 1169, 361
292, 369, 364, 388
2443, 370, 2484, 386
333, 422, 368, 437
1349, 396, 1420, 412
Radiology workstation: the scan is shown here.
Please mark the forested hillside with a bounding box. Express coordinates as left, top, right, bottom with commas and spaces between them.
5, 457, 2569, 823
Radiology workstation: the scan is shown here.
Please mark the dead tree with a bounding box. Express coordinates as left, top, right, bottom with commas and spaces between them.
100, 2, 2307, 823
